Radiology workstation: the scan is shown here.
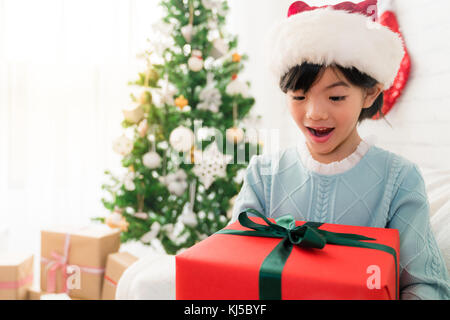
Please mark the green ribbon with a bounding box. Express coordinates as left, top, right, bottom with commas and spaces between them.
215, 208, 398, 300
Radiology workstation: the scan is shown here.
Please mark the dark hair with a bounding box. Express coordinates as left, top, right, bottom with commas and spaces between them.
279, 62, 389, 125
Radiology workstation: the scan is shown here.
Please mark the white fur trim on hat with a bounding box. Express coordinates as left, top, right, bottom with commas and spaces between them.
265, 6, 404, 90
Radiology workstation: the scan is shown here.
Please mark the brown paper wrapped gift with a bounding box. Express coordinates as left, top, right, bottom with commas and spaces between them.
27, 287, 43, 300
0, 253, 34, 300
40, 225, 120, 300
102, 251, 138, 300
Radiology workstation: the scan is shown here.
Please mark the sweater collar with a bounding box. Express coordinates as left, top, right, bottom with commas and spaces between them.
296, 134, 377, 176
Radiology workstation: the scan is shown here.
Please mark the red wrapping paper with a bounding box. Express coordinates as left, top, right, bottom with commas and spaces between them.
176, 217, 399, 300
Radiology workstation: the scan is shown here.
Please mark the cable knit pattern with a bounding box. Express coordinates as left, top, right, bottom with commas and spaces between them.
231, 140, 450, 300
382, 154, 403, 223
314, 177, 331, 222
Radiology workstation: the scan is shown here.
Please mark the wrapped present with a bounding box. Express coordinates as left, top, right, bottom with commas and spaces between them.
27, 287, 73, 300
101, 251, 138, 300
40, 225, 121, 300
0, 253, 34, 300
27, 287, 43, 300
176, 208, 400, 300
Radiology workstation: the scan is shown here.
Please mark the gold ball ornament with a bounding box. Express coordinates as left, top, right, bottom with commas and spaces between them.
226, 127, 244, 144
122, 104, 144, 124
147, 68, 159, 83
139, 90, 152, 105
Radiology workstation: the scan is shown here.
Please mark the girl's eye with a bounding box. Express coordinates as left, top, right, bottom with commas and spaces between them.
292, 96, 305, 101
330, 96, 347, 102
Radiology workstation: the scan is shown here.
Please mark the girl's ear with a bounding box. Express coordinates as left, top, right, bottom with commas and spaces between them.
362, 83, 384, 109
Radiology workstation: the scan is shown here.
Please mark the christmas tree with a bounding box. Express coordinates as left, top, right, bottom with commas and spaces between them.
95, 0, 262, 255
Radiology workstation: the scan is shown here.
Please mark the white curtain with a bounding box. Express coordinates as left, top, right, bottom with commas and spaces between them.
0, 0, 164, 255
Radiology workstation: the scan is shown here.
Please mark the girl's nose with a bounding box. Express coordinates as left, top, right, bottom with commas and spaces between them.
305, 101, 328, 121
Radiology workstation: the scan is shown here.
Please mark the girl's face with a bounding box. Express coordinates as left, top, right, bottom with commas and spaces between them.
287, 67, 383, 164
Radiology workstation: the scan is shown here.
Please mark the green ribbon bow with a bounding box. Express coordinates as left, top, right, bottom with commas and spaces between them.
215, 208, 398, 300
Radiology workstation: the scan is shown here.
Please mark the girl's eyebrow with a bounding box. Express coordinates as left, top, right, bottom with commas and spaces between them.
324, 81, 350, 90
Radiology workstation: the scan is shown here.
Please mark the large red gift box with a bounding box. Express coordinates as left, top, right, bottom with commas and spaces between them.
176, 209, 400, 300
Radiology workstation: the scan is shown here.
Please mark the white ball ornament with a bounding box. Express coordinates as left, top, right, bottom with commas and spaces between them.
226, 75, 249, 97
169, 126, 195, 152
142, 151, 162, 169
188, 50, 204, 72
112, 134, 134, 156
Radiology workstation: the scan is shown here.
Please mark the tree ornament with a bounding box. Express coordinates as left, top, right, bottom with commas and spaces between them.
142, 151, 162, 169
106, 212, 129, 232
232, 52, 241, 63
226, 74, 249, 97
158, 169, 188, 197
140, 221, 161, 244
168, 220, 190, 245
152, 76, 178, 108
210, 38, 229, 59
206, 18, 218, 31
226, 127, 244, 144
193, 142, 233, 189
147, 20, 175, 58
175, 95, 189, 110
169, 125, 195, 152
181, 24, 194, 43
112, 134, 133, 156
197, 72, 222, 112
188, 50, 204, 72
122, 104, 144, 124
373, 0, 411, 119
123, 171, 136, 191
137, 119, 149, 138
202, 0, 223, 12
178, 181, 198, 227
139, 89, 152, 105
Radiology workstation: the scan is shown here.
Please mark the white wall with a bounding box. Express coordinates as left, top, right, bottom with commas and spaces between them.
227, 0, 450, 170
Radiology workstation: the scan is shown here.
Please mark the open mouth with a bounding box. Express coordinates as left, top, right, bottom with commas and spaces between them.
307, 127, 335, 137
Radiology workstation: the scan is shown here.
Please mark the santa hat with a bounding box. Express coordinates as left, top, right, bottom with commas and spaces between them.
265, 0, 405, 90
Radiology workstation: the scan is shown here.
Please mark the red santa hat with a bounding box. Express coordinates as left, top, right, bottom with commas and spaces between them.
265, 0, 405, 90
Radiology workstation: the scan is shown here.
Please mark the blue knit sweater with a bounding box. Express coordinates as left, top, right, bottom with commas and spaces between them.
231, 142, 450, 300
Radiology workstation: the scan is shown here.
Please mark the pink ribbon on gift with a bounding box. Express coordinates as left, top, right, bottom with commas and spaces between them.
40, 233, 105, 293
0, 273, 33, 290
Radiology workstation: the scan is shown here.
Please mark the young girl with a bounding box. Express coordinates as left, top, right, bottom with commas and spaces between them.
231, 0, 450, 300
